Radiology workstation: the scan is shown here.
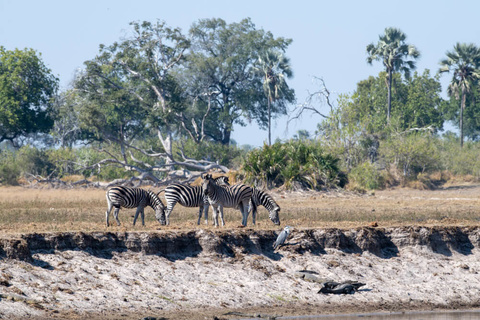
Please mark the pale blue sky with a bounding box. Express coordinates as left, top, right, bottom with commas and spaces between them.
1, 0, 478, 146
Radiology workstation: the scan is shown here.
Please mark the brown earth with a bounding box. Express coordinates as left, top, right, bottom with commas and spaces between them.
1, 184, 480, 319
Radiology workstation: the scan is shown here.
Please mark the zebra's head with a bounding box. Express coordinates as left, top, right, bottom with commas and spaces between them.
270, 206, 281, 225
201, 173, 214, 196
215, 176, 230, 187
152, 191, 166, 225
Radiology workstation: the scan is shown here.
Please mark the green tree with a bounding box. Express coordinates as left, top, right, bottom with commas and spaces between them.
366, 27, 420, 122
187, 18, 294, 145
74, 64, 147, 163
318, 70, 443, 170
50, 89, 83, 148
254, 49, 294, 145
401, 70, 444, 131
439, 43, 480, 147
460, 87, 480, 140
0, 47, 59, 144
71, 20, 231, 179
74, 21, 189, 166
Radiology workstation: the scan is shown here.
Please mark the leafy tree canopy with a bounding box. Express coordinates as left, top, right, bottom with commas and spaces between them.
439, 42, 480, 147
337, 70, 443, 135
186, 18, 295, 145
0, 47, 58, 144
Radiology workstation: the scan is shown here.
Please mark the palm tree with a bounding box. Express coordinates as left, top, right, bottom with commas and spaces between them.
255, 49, 293, 145
366, 27, 420, 122
439, 43, 480, 147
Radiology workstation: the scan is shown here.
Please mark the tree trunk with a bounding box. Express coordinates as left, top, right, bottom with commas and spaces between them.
157, 128, 175, 166
268, 98, 272, 146
387, 69, 393, 123
460, 87, 466, 148
221, 125, 231, 146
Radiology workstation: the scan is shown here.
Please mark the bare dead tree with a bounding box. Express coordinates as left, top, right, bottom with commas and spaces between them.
177, 91, 218, 143
288, 77, 334, 129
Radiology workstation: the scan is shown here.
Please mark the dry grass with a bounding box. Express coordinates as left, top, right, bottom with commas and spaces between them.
0, 183, 479, 234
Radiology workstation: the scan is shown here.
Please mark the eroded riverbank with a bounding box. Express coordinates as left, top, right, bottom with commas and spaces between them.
1, 227, 480, 319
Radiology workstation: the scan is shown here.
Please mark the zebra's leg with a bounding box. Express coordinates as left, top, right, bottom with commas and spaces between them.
140, 208, 145, 226
217, 205, 225, 227
250, 200, 257, 225
113, 207, 121, 226
197, 205, 203, 225
238, 202, 248, 227
197, 203, 209, 225
211, 205, 219, 227
164, 201, 177, 226
204, 204, 209, 225
133, 206, 143, 226
219, 205, 225, 227
105, 200, 114, 227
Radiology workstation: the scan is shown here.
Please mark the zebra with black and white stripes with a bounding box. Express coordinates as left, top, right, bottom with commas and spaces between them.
105, 186, 165, 227
249, 187, 281, 225
158, 176, 230, 226
201, 173, 253, 227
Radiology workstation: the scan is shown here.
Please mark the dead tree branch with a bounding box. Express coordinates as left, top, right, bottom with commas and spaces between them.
288, 77, 334, 129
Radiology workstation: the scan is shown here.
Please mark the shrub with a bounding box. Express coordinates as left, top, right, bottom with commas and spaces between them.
438, 139, 480, 178
0, 150, 20, 185
16, 145, 55, 177
379, 133, 439, 180
242, 140, 341, 190
347, 161, 385, 191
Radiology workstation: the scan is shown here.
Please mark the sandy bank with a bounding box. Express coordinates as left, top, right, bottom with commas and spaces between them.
1, 227, 480, 319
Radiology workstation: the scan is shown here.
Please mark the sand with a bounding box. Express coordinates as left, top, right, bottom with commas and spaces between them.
1, 227, 480, 320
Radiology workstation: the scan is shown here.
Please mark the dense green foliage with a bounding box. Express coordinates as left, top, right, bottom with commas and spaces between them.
242, 140, 341, 190
0, 47, 59, 143
185, 18, 295, 145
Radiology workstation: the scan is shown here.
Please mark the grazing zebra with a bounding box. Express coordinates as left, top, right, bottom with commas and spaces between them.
201, 173, 253, 227
157, 176, 230, 226
105, 186, 165, 227
250, 187, 281, 225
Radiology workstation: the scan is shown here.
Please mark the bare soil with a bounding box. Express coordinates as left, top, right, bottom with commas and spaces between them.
0, 184, 480, 319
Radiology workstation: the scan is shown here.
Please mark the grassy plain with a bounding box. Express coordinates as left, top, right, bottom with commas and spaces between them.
0, 183, 479, 234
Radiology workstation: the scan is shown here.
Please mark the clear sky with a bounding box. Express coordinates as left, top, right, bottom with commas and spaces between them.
1, 0, 479, 146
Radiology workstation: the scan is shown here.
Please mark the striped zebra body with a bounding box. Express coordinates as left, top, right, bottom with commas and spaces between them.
250, 187, 281, 225
105, 186, 165, 227
159, 176, 229, 225
201, 174, 252, 227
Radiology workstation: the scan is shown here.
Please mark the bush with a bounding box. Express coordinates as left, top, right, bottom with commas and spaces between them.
242, 140, 341, 190
438, 139, 480, 178
348, 161, 385, 191
0, 150, 21, 185
16, 145, 55, 177
379, 133, 440, 180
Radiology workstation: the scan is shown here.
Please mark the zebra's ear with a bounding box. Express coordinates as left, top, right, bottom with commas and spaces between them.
201, 172, 206, 180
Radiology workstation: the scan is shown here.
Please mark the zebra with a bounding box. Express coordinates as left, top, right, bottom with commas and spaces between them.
201, 173, 253, 227
105, 186, 165, 227
249, 187, 281, 225
157, 176, 230, 226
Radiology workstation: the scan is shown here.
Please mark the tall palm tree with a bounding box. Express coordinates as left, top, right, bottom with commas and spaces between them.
366, 27, 420, 122
255, 49, 293, 145
439, 43, 480, 147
